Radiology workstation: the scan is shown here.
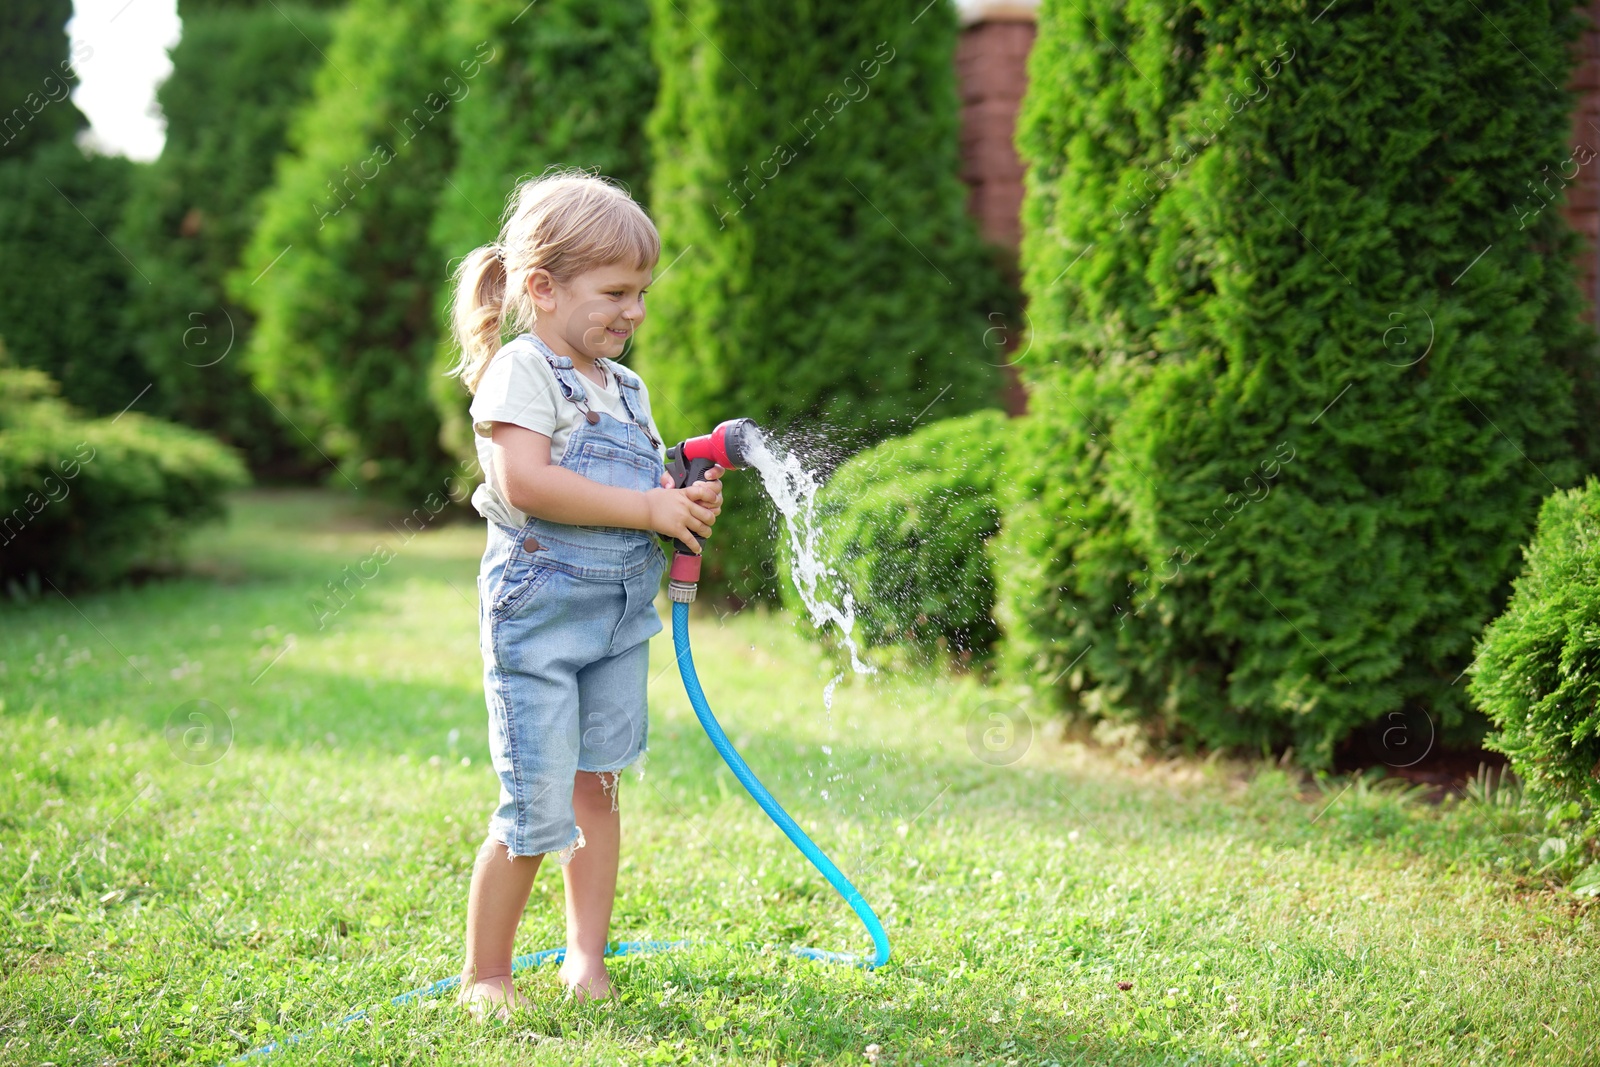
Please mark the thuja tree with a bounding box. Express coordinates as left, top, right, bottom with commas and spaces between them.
429, 0, 656, 466
994, 0, 1597, 765
0, 0, 144, 414
637, 0, 1013, 602
117, 1, 337, 471
0, 144, 142, 414
235, 0, 477, 497
0, 0, 88, 164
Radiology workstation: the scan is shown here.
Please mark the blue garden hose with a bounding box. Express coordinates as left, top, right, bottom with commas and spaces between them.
670, 600, 890, 969
228, 600, 886, 1063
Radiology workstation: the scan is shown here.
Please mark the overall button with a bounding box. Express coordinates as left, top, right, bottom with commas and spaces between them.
523, 537, 543, 553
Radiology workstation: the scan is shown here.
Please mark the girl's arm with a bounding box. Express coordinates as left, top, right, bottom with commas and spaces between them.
488, 422, 724, 552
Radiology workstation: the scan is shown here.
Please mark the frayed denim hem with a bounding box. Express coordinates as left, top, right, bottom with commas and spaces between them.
491, 822, 587, 866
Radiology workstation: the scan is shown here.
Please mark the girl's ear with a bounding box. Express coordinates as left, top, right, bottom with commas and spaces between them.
527, 268, 559, 313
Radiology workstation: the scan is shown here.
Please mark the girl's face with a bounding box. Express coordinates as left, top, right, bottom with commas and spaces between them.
528, 261, 654, 363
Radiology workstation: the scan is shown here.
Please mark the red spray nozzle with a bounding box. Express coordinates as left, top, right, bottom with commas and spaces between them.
664, 418, 763, 604
675, 418, 762, 472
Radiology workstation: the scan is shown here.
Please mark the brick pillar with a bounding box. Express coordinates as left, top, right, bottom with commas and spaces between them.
956, 17, 1034, 249
955, 7, 1036, 415
1562, 3, 1600, 323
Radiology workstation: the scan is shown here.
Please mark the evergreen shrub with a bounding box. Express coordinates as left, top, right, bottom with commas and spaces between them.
1470, 478, 1600, 812
996, 0, 1597, 765
0, 352, 249, 591
117, 3, 335, 471
0, 2, 142, 416
0, 0, 89, 165
0, 143, 145, 415
788, 409, 1005, 666
429, 0, 656, 466
235, 0, 471, 498
175, 0, 342, 12
637, 0, 1015, 601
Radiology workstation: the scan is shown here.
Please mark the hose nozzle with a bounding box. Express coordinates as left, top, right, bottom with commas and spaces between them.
668, 417, 762, 476
664, 418, 764, 601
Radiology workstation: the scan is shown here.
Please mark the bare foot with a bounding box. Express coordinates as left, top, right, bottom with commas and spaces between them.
454, 976, 525, 1023
557, 954, 614, 1002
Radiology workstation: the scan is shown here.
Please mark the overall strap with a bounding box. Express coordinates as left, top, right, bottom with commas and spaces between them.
601, 360, 662, 450
529, 340, 602, 426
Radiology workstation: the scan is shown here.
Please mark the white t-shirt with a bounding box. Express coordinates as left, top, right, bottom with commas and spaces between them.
468, 334, 666, 529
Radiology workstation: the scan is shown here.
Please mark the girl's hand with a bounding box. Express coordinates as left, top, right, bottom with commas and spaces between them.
648, 465, 725, 552
658, 465, 724, 509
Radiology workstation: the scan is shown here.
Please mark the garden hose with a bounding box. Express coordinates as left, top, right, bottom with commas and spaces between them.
670, 599, 890, 969
229, 596, 887, 1063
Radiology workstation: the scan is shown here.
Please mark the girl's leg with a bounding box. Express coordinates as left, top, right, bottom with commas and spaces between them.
456, 835, 543, 1018
563, 626, 650, 999
558, 770, 621, 999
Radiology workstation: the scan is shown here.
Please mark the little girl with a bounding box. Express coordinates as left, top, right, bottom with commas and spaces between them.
444, 170, 724, 1018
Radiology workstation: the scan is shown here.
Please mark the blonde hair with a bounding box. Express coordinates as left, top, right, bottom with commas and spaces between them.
448, 168, 660, 393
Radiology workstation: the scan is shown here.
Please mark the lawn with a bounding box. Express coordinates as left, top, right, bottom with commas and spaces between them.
1, 489, 1596, 1066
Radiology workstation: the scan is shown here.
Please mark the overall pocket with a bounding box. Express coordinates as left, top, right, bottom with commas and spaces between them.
488, 559, 555, 621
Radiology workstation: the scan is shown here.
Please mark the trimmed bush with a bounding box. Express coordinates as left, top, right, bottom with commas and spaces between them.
116, 3, 335, 471
1470, 478, 1600, 811
789, 409, 1005, 666
0, 353, 249, 591
235, 0, 468, 498
996, 1, 1597, 765
637, 0, 1015, 601
429, 0, 656, 465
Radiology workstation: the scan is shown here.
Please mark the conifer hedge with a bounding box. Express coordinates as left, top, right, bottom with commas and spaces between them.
996, 0, 1597, 764
235, 0, 473, 497
637, 0, 1013, 601
117, 2, 335, 471
429, 0, 656, 465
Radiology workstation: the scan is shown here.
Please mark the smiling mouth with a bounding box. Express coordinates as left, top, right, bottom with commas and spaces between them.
606, 327, 629, 338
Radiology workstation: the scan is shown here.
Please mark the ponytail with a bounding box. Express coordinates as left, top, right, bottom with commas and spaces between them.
448, 244, 508, 394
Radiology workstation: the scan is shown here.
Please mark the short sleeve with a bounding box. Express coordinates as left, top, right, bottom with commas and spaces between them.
470, 347, 562, 439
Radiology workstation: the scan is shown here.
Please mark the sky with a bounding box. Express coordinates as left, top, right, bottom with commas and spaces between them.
67, 0, 182, 161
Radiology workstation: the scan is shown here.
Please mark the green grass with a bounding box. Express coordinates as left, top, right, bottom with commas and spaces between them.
2, 489, 1596, 1066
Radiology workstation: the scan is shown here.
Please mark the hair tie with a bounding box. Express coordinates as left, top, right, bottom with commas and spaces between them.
490, 244, 505, 264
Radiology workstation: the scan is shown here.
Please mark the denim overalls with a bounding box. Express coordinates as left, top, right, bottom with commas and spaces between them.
477, 336, 667, 864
